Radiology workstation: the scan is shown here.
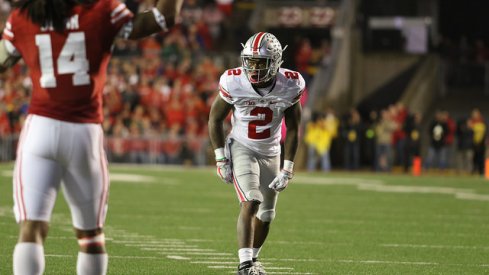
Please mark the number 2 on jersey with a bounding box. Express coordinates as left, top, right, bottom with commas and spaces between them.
248, 107, 273, 139
35, 32, 90, 88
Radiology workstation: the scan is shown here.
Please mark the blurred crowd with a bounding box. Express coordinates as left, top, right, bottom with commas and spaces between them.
0, 0, 485, 174
0, 0, 331, 165
305, 103, 488, 175
438, 36, 489, 89
0, 0, 231, 165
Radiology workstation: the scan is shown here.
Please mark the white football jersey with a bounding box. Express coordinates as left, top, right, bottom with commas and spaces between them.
219, 67, 306, 156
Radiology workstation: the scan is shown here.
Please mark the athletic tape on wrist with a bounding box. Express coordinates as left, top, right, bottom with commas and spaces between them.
283, 160, 294, 172
215, 148, 226, 160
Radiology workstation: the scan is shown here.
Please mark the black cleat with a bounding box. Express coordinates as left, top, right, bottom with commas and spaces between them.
252, 259, 266, 275
237, 260, 260, 275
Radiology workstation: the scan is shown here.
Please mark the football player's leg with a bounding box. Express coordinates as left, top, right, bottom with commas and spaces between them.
62, 125, 109, 275
14, 160, 60, 275
230, 141, 263, 270
253, 155, 280, 260
13, 116, 62, 275
75, 228, 107, 275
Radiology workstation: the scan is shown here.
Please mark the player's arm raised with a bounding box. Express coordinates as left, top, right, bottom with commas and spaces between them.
0, 40, 21, 72
127, 0, 184, 39
208, 95, 234, 184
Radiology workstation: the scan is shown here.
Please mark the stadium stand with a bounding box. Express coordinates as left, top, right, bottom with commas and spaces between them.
0, 0, 487, 175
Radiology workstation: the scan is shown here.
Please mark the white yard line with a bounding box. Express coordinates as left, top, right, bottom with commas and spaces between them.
109, 173, 157, 183
193, 256, 235, 259
294, 176, 489, 201
162, 252, 233, 256
334, 259, 476, 267
45, 254, 161, 260
111, 255, 161, 259
264, 258, 321, 262
128, 244, 199, 248
336, 259, 439, 265
45, 254, 73, 258
260, 273, 316, 275
1, 170, 12, 177
112, 240, 185, 244
190, 261, 236, 266
141, 248, 215, 252
256, 267, 294, 270
227, 272, 317, 275
456, 193, 489, 201
208, 266, 239, 269
185, 239, 214, 242
381, 243, 489, 250
167, 255, 191, 260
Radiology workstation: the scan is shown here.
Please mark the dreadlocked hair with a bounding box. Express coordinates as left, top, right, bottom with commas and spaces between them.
13, 0, 77, 32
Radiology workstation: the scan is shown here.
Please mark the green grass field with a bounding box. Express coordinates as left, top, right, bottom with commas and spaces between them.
1, 163, 489, 274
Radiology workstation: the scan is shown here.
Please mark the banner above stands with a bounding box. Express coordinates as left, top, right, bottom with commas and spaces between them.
263, 6, 337, 28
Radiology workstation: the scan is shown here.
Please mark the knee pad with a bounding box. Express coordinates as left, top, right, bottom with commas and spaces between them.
78, 233, 105, 249
246, 190, 263, 202
257, 209, 275, 222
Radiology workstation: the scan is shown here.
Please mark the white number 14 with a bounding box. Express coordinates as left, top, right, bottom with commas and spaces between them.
35, 32, 90, 88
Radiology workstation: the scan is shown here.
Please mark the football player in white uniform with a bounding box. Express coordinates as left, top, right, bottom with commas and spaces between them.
208, 32, 305, 275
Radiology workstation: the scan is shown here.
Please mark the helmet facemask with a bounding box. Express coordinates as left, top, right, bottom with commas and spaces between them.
240, 32, 285, 85
241, 57, 273, 84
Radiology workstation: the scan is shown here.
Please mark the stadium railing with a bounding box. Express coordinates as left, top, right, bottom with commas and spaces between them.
0, 134, 210, 166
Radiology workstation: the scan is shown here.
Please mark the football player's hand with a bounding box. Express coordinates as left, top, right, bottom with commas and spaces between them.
269, 169, 293, 192
216, 158, 233, 184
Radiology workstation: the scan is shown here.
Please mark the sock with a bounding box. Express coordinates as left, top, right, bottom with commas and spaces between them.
252, 247, 262, 260
238, 248, 253, 264
77, 252, 108, 275
13, 242, 45, 275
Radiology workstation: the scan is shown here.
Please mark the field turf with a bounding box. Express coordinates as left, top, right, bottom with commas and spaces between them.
1, 163, 489, 274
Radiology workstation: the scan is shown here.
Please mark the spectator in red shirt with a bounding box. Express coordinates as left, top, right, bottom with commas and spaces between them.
165, 95, 186, 128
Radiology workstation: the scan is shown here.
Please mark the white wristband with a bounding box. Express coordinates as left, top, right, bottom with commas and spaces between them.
283, 160, 294, 172
214, 148, 226, 160
152, 8, 168, 32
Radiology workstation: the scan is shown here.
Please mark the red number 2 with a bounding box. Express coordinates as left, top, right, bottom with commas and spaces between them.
284, 71, 299, 79
228, 69, 242, 76
248, 107, 273, 139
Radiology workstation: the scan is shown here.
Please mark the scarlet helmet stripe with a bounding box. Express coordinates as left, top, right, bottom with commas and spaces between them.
252, 32, 266, 54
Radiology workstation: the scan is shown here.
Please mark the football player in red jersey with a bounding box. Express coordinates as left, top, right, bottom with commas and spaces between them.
0, 0, 183, 274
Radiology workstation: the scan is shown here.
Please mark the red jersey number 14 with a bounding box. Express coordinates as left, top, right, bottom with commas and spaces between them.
35, 32, 90, 88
